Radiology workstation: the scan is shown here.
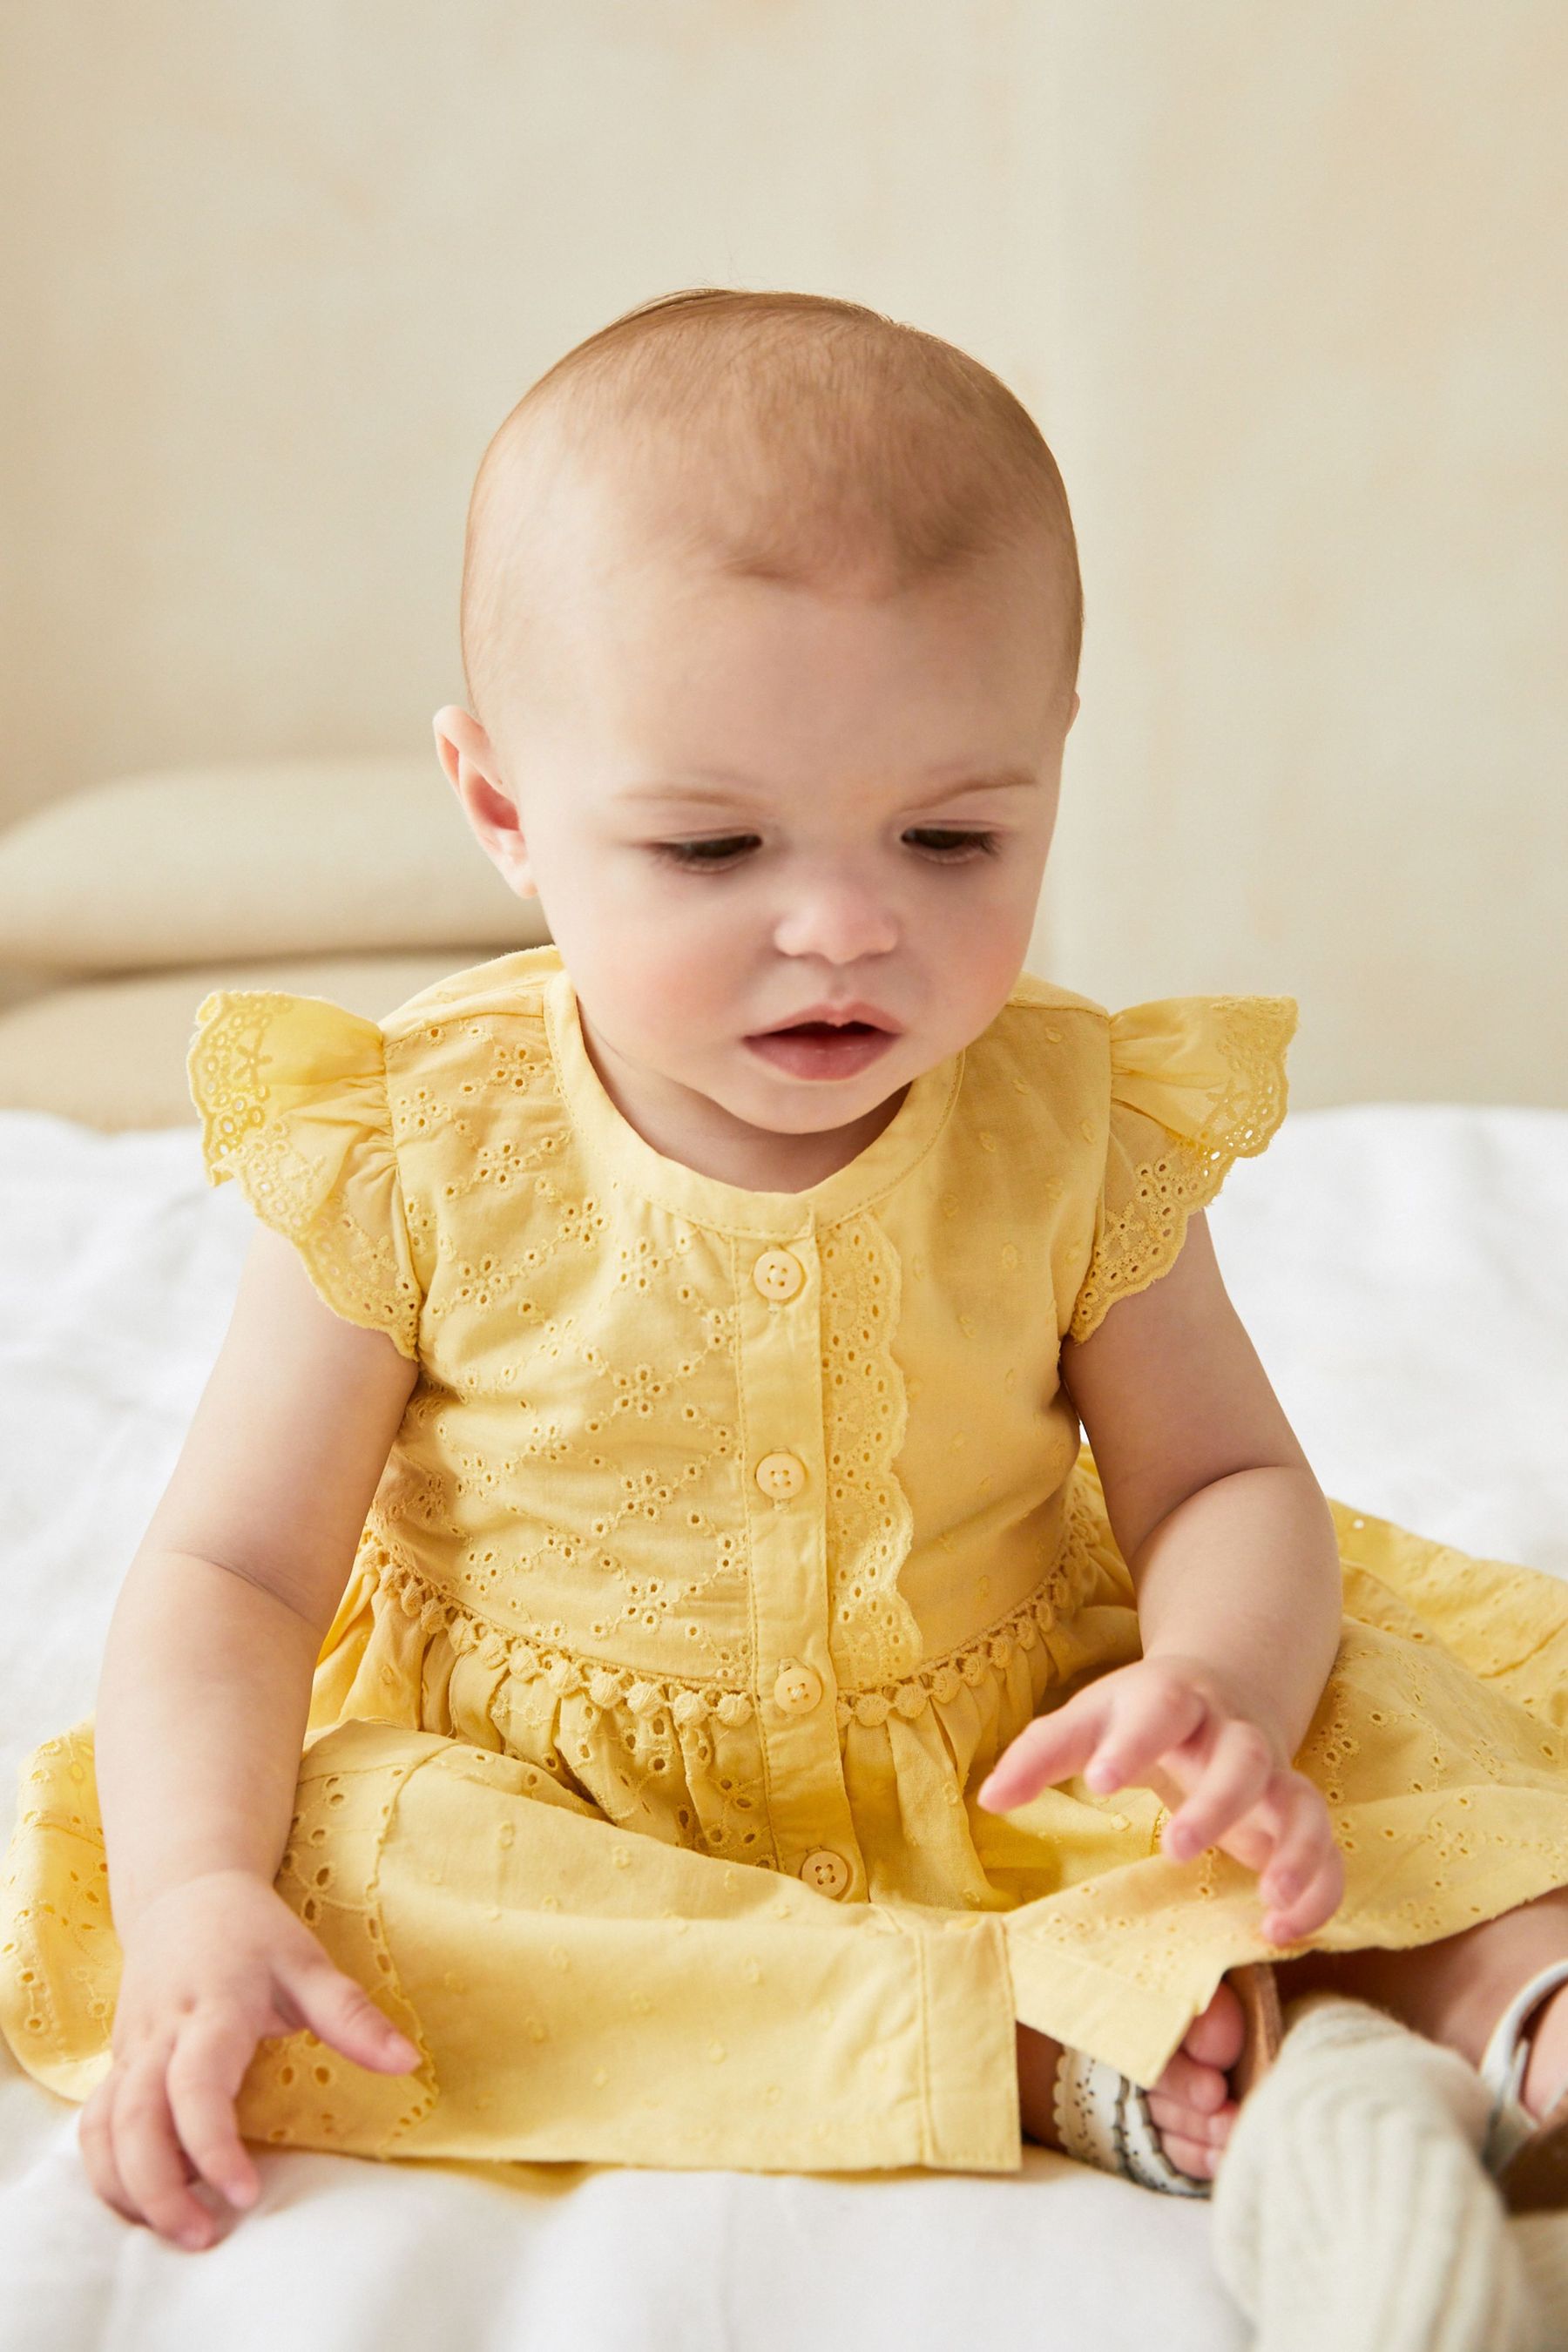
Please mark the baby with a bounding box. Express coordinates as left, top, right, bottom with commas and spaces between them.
6, 287, 1568, 2342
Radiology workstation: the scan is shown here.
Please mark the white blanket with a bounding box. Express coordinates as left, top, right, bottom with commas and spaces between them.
3, 1103, 1565, 2351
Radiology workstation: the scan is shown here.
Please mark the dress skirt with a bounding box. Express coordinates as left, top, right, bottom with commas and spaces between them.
4, 1456, 1568, 2177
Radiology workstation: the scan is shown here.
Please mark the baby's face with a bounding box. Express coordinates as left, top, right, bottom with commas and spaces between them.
436, 527, 1075, 1187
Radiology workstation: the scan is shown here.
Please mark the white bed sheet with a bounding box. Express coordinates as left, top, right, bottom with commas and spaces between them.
2, 1101, 1565, 2352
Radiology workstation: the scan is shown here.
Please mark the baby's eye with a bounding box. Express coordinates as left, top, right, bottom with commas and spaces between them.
651, 828, 1002, 871
649, 835, 760, 869
903, 828, 1002, 861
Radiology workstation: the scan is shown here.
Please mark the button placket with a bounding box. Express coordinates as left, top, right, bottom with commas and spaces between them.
732, 1220, 865, 1896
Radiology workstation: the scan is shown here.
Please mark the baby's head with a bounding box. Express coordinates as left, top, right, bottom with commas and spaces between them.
434, 287, 1082, 1180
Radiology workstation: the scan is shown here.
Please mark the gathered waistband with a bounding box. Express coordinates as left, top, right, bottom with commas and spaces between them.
346, 1477, 1125, 1736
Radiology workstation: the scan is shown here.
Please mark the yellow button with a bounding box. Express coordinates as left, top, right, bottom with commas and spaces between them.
752, 1247, 805, 1303
799, 1848, 850, 1898
755, 1450, 807, 1501
774, 1659, 823, 1715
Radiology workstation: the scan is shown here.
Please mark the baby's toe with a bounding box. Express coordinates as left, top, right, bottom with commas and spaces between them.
1146, 2092, 1239, 2181
1156, 2133, 1217, 2182
1179, 1977, 1246, 2073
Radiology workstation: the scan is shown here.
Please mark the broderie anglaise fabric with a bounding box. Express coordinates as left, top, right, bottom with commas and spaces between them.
819, 1213, 923, 1689
10, 944, 1568, 2148
1068, 993, 1298, 1345
313, 1478, 1108, 1754
187, 990, 422, 1361
175, 956, 1470, 1898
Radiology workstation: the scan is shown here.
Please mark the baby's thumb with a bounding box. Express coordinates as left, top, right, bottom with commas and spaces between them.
285, 1957, 422, 2073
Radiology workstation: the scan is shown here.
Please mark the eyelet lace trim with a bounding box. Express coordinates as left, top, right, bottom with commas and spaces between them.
348, 1512, 1081, 1737
820, 1212, 923, 1687
187, 990, 422, 1361
1068, 996, 1295, 1345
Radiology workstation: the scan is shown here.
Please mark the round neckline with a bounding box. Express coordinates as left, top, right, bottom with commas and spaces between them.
541, 956, 963, 1235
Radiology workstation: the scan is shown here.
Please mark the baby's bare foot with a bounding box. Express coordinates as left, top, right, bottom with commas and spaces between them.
1143, 1978, 1247, 2182
1017, 1977, 1248, 2181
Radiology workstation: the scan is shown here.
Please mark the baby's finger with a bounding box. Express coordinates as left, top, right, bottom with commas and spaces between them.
165, 2016, 261, 2212
1162, 1721, 1276, 1862
1262, 1842, 1346, 1946
78, 2077, 143, 2227
1259, 1784, 1345, 1940
1257, 1779, 1337, 1906
282, 1951, 422, 2075
1083, 1673, 1207, 1795
978, 1691, 1112, 1808
110, 2058, 218, 2247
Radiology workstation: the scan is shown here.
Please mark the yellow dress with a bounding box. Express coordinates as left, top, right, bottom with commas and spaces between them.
5, 943, 1568, 2176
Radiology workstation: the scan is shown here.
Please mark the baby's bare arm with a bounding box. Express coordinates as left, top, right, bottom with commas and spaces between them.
81, 1223, 421, 2247
987, 1210, 1350, 1944
95, 1221, 419, 1936
96, 1555, 325, 1943
1059, 1209, 1343, 1759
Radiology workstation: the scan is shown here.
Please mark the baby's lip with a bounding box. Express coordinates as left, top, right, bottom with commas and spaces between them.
751, 1001, 903, 1035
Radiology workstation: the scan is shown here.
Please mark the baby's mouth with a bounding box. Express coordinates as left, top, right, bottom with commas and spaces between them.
743, 1018, 899, 1080
763, 1019, 881, 1039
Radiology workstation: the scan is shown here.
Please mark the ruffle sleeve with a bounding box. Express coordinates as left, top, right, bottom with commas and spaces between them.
1066, 994, 1297, 1346
186, 990, 422, 1362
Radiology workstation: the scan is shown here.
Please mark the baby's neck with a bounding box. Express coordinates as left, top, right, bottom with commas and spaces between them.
578, 1009, 909, 1192
693, 1089, 910, 1192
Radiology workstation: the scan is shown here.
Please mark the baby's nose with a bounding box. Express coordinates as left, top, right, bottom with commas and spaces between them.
771, 878, 900, 963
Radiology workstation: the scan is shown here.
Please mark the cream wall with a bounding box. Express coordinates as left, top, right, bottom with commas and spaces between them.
1, 4, 1563, 1104
1038, 3, 1568, 1109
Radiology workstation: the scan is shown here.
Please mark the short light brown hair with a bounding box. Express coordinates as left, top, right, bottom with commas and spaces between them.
459, 287, 1083, 744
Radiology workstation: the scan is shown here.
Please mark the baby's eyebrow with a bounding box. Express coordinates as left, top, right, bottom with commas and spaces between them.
616, 770, 1038, 811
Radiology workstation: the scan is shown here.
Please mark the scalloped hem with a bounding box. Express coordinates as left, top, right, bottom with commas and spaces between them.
1068, 996, 1296, 1346
186, 988, 423, 1362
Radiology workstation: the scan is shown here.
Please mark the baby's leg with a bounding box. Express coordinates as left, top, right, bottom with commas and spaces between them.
1273, 1884, 1568, 2124
1019, 1884, 1568, 2186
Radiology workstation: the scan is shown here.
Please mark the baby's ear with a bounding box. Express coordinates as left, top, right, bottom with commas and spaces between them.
432, 704, 490, 792
432, 708, 539, 901
456, 778, 539, 902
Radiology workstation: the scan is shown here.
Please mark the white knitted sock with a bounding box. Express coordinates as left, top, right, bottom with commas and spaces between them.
1210, 1991, 1538, 2352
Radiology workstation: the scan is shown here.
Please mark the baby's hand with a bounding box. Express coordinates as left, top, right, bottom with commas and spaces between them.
78, 1869, 422, 2251
976, 1653, 1344, 1947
